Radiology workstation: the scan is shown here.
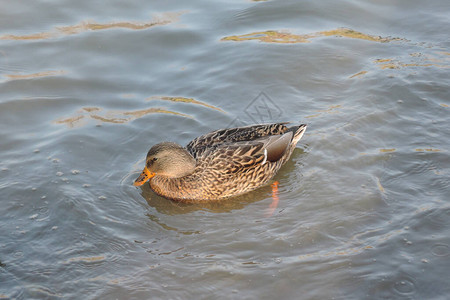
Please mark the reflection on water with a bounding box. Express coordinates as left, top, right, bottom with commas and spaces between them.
374, 53, 450, 70
55, 96, 225, 127
305, 104, 341, 119
0, 12, 185, 41
147, 96, 225, 113
65, 255, 106, 264
3, 70, 66, 81
222, 28, 403, 44
1, 0, 450, 298
142, 182, 274, 215
223, 28, 450, 80
55, 106, 193, 127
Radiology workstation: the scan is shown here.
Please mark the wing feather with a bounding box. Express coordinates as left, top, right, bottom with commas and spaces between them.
186, 123, 289, 158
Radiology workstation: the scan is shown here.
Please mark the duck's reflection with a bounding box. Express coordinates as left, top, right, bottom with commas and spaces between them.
140, 183, 272, 215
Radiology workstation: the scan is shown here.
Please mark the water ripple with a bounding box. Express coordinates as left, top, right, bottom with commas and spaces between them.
222, 28, 404, 44
0, 12, 186, 41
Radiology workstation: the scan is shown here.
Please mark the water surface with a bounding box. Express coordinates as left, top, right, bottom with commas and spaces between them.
1, 0, 449, 299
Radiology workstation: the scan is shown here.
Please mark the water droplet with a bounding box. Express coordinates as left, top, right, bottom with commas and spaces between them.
393, 277, 415, 295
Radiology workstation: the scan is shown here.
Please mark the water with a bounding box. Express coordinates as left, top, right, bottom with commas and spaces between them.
1, 0, 449, 299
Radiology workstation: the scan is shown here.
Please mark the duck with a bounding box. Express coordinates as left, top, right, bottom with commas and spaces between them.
134, 122, 307, 201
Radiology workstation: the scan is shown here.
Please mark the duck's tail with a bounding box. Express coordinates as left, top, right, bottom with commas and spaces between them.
289, 124, 307, 145
277, 123, 306, 165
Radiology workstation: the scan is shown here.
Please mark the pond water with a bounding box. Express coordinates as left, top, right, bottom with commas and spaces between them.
1, 0, 449, 299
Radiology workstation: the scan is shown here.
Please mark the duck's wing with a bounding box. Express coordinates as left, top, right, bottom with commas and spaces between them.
187, 123, 290, 158
201, 131, 294, 173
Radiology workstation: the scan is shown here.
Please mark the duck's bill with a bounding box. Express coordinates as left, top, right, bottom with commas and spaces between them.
133, 167, 155, 186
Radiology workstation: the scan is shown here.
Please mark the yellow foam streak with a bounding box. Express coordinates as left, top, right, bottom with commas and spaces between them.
66, 256, 105, 263
55, 106, 192, 127
5, 70, 66, 80
0, 12, 184, 41
222, 28, 399, 44
147, 96, 225, 112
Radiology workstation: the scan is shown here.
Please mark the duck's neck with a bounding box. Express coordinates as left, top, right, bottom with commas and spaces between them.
149, 175, 200, 201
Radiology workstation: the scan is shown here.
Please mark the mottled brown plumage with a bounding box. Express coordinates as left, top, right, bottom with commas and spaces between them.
134, 123, 307, 201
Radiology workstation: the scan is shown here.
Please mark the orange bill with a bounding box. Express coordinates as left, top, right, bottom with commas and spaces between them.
133, 167, 155, 186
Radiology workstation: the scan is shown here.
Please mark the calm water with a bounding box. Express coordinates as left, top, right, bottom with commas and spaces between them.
1, 0, 449, 299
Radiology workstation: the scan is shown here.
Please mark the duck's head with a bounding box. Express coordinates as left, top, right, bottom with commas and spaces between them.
133, 142, 196, 186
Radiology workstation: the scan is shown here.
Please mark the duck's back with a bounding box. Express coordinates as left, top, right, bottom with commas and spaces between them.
186, 123, 290, 158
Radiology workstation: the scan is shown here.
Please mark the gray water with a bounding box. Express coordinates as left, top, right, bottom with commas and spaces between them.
1, 0, 449, 299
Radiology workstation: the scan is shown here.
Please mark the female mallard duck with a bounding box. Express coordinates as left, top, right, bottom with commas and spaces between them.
134, 122, 307, 201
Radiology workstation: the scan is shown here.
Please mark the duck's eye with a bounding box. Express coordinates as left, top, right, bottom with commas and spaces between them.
147, 157, 157, 167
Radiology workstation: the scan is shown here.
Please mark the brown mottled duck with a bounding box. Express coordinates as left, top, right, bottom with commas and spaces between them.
134, 122, 307, 201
